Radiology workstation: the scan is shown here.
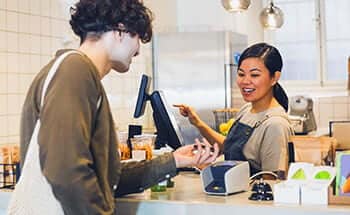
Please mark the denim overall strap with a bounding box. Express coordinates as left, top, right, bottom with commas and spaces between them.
223, 113, 288, 175
223, 118, 256, 174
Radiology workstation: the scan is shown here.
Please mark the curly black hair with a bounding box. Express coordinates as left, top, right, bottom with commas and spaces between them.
70, 0, 153, 44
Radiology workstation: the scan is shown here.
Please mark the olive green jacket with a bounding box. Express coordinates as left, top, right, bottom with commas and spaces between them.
20, 50, 177, 214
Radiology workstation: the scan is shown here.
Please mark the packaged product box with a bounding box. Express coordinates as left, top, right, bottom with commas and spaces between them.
335, 151, 350, 196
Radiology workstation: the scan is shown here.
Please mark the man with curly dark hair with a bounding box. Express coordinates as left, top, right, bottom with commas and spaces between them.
7, 0, 219, 214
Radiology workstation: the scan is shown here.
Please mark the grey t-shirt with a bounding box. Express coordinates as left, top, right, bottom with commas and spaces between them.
235, 103, 294, 172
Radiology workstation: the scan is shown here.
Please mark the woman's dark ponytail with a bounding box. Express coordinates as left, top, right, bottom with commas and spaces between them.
273, 83, 288, 112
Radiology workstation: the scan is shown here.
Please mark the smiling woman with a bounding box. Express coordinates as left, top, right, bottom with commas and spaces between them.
175, 43, 294, 176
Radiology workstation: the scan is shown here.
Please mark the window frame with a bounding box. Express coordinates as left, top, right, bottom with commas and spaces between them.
263, 0, 347, 94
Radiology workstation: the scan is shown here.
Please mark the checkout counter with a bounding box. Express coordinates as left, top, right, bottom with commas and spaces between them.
115, 172, 350, 215
0, 170, 348, 214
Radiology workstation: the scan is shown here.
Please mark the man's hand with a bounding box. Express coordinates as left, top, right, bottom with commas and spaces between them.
173, 138, 219, 168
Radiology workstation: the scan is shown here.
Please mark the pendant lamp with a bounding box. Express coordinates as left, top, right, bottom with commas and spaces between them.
221, 0, 251, 12
259, 0, 284, 29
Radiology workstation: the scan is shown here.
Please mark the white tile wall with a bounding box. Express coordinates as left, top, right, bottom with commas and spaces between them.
18, 54, 29, 74
6, 11, 18, 32
7, 32, 18, 52
18, 0, 29, 13
19, 74, 31, 94
7, 133, 19, 143
6, 0, 17, 11
18, 34, 30, 53
318, 103, 333, 128
40, 0, 50, 17
18, 14, 29, 33
40, 17, 50, 36
30, 0, 41, 15
334, 103, 348, 119
7, 53, 18, 74
0, 74, 7, 94
0, 0, 5, 9
29, 16, 40, 35
30, 35, 41, 54
50, 0, 60, 18
0, 10, 6, 30
0, 52, 6, 72
50, 19, 61, 37
40, 36, 51, 55
0, 116, 7, 137
7, 74, 19, 94
7, 94, 20, 115
0, 31, 5, 51
7, 115, 19, 136
0, 95, 6, 115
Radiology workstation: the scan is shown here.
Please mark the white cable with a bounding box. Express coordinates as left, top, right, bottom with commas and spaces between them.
249, 171, 278, 181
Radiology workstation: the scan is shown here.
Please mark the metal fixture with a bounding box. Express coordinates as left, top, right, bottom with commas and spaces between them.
259, 0, 284, 29
221, 0, 251, 12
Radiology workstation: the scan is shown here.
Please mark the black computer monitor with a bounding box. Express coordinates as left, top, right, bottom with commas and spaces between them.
133, 74, 184, 149
133, 74, 151, 118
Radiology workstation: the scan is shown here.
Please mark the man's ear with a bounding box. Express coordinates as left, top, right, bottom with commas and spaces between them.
117, 23, 126, 41
113, 30, 125, 42
272, 71, 281, 85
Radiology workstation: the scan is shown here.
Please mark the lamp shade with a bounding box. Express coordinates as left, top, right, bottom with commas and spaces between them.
221, 0, 251, 12
259, 2, 284, 29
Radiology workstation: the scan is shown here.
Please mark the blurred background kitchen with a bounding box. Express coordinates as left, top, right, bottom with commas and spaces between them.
0, 0, 349, 145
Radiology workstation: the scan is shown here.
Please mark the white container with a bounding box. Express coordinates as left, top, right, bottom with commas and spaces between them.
301, 183, 329, 205
273, 181, 301, 204
274, 163, 335, 205
300, 166, 335, 205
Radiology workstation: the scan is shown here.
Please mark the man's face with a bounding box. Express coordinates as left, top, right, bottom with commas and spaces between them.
110, 32, 140, 73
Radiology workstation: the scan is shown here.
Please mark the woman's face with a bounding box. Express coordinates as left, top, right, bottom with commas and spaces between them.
236, 57, 278, 103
